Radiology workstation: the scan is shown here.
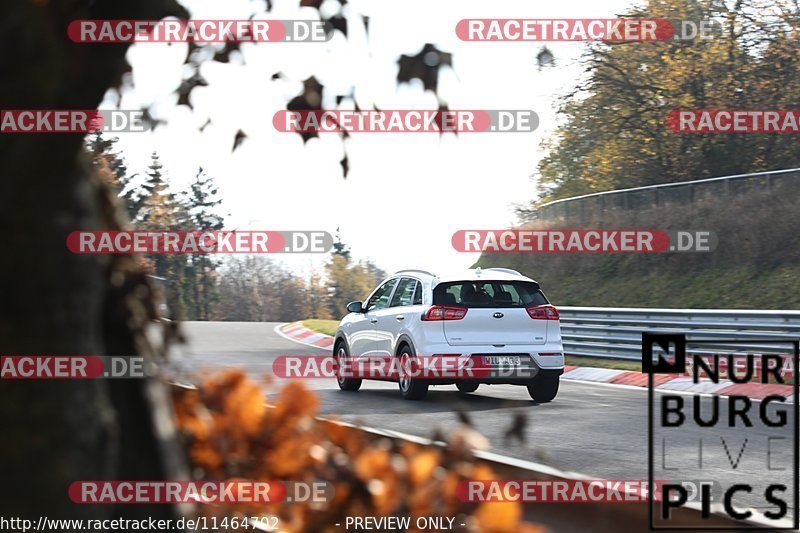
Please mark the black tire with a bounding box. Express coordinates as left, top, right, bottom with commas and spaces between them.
397, 344, 428, 400
456, 382, 479, 393
527, 372, 559, 402
335, 341, 361, 391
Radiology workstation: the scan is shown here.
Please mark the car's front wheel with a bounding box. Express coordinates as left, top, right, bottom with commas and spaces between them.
527, 372, 559, 402
398, 345, 428, 400
335, 342, 361, 391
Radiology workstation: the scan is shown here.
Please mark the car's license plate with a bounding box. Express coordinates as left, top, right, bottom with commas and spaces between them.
483, 355, 522, 366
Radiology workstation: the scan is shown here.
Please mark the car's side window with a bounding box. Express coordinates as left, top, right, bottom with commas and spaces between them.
365, 279, 398, 311
412, 281, 423, 305
390, 278, 418, 307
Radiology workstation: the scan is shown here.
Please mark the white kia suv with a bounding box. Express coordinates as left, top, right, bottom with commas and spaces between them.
332, 267, 565, 401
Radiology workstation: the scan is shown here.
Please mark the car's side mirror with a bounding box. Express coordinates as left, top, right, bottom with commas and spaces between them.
346, 301, 364, 313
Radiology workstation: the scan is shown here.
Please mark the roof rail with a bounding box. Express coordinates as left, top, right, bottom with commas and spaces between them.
483, 267, 522, 276
395, 269, 436, 277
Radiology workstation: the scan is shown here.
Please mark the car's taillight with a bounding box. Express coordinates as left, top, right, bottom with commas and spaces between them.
422, 305, 467, 321
526, 304, 559, 320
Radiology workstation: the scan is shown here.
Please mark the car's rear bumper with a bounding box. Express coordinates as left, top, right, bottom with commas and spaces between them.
451, 367, 564, 385
414, 341, 565, 366
408, 346, 564, 385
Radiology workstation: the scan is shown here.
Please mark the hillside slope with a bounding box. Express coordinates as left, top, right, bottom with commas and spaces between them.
475, 184, 800, 309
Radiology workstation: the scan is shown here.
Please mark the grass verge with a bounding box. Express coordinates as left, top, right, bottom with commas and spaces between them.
565, 355, 641, 371
301, 319, 339, 337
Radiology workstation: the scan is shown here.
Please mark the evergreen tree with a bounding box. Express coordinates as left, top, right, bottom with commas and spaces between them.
134, 152, 172, 226
85, 133, 134, 212
181, 167, 225, 320
135, 152, 192, 318
331, 227, 350, 259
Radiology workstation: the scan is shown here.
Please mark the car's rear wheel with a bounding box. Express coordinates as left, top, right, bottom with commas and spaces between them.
527, 372, 559, 402
398, 344, 428, 400
335, 342, 361, 391
456, 382, 479, 393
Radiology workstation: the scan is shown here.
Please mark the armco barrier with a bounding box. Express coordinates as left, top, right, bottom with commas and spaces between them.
559, 306, 800, 361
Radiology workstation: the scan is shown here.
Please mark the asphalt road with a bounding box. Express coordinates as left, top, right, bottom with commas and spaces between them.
171, 321, 797, 522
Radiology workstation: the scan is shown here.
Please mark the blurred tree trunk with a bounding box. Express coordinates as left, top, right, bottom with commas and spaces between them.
0, 0, 188, 522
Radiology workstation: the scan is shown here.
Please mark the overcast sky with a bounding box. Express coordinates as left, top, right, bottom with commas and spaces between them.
103, 0, 638, 277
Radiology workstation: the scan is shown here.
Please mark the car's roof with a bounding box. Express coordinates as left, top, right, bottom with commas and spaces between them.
392, 268, 536, 284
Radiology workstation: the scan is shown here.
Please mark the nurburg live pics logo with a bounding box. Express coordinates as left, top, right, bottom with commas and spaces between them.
644, 333, 799, 530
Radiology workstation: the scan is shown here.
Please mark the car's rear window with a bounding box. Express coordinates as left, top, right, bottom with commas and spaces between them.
432, 280, 548, 308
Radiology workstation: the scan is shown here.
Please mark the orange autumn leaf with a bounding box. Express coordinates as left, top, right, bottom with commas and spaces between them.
354, 447, 392, 481
223, 375, 266, 436
409, 450, 440, 486
469, 463, 495, 482
474, 501, 522, 533
273, 381, 319, 420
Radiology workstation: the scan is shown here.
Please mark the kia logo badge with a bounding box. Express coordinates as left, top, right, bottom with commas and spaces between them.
493, 312, 504, 318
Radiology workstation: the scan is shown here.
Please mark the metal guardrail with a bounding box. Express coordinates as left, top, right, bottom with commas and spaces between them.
527, 168, 800, 223
558, 306, 800, 360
